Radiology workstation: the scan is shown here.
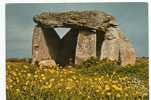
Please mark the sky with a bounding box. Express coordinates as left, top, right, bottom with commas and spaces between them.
6, 3, 148, 58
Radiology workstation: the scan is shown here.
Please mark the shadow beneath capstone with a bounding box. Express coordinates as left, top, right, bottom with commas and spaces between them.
42, 28, 60, 61
96, 30, 105, 58
42, 27, 104, 67
42, 27, 79, 67
56, 29, 79, 67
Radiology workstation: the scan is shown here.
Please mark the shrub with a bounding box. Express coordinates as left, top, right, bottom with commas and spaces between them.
75, 57, 148, 80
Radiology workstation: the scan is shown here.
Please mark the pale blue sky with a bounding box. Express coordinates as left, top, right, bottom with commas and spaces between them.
6, 3, 148, 58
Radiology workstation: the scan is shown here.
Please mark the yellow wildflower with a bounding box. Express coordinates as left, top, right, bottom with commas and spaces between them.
107, 92, 111, 96
87, 96, 91, 99
41, 74, 44, 77
96, 89, 99, 92
112, 84, 122, 92
42, 76, 46, 80
60, 78, 64, 82
27, 73, 31, 77
105, 85, 110, 91
72, 76, 76, 80
97, 85, 102, 90
48, 84, 52, 88
66, 86, 72, 90
116, 93, 121, 97
94, 78, 98, 81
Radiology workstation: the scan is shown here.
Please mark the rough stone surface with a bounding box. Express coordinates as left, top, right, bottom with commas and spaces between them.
32, 11, 136, 66
33, 11, 118, 31
42, 27, 60, 60
39, 59, 56, 66
119, 39, 136, 66
75, 30, 96, 64
31, 26, 59, 65
101, 39, 120, 61
101, 27, 136, 66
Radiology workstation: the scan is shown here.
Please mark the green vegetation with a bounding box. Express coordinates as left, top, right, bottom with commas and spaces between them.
6, 57, 149, 100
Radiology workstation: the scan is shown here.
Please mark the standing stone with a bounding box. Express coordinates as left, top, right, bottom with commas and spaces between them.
75, 30, 96, 64
101, 27, 121, 61
101, 27, 136, 66
101, 39, 120, 61
42, 28, 60, 61
31, 26, 57, 66
119, 39, 136, 66
31, 26, 41, 64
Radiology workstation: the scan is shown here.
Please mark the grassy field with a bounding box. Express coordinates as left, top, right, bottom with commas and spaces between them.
6, 57, 149, 100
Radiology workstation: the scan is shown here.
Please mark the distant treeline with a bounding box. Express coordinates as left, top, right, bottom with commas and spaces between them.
136, 56, 149, 60
6, 58, 32, 63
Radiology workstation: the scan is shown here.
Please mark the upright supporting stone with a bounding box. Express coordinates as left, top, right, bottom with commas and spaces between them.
42, 28, 60, 61
101, 27, 136, 66
101, 27, 120, 61
32, 26, 41, 64
75, 30, 96, 64
101, 39, 120, 61
119, 39, 136, 66
31, 26, 58, 66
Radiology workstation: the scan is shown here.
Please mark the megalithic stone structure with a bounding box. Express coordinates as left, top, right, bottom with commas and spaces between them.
32, 11, 136, 66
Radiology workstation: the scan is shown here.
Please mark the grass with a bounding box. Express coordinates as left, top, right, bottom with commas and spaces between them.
6, 57, 149, 100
